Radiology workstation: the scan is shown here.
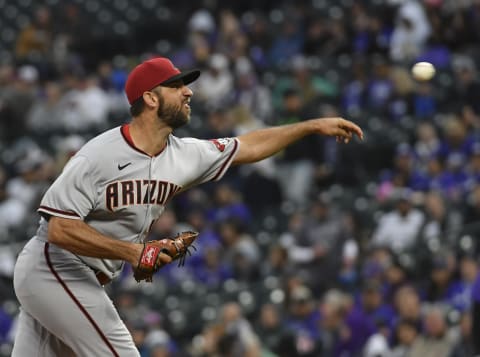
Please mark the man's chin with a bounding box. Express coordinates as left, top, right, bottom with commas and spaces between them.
182, 111, 191, 125
179, 112, 191, 124
170, 115, 190, 129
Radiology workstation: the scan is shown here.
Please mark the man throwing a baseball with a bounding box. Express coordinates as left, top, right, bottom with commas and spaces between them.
11, 57, 363, 356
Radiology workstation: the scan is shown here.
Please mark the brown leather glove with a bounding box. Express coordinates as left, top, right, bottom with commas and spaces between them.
133, 231, 198, 282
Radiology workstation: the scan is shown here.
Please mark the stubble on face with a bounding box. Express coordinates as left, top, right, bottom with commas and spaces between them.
154, 89, 190, 129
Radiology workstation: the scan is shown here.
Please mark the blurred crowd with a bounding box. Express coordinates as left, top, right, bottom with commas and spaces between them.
1, 0, 480, 356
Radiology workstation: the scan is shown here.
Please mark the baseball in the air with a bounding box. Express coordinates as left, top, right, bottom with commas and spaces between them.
411, 61, 436, 81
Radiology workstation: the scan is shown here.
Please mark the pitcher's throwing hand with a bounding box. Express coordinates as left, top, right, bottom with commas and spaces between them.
313, 117, 364, 144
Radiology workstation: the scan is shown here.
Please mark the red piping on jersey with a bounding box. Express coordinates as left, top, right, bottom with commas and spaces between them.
38, 205, 80, 218
211, 138, 239, 181
44, 243, 120, 357
120, 124, 167, 157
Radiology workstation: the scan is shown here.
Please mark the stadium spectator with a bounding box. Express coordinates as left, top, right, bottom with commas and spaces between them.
388, 66, 415, 122
26, 81, 65, 134
59, 74, 110, 133
390, 318, 420, 357
0, 167, 27, 241
449, 54, 480, 115
284, 285, 321, 356
464, 184, 480, 227
423, 252, 459, 305
218, 302, 261, 357
193, 53, 233, 108
371, 189, 425, 253
217, 218, 260, 281
268, 18, 304, 68
254, 303, 287, 355
280, 196, 347, 292
393, 286, 422, 326
448, 253, 479, 312
260, 244, 291, 280
450, 312, 474, 357
413, 122, 441, 172
273, 88, 320, 204
413, 81, 436, 119
52, 3, 91, 67
366, 56, 394, 114
207, 183, 252, 225
6, 148, 52, 212
231, 57, 273, 123
419, 190, 463, 248
1, 65, 39, 144
358, 280, 396, 334
409, 305, 454, 357
14, 6, 53, 66
389, 1, 431, 63
192, 239, 232, 288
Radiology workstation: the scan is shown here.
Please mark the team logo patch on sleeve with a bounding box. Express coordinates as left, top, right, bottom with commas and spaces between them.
209, 138, 230, 152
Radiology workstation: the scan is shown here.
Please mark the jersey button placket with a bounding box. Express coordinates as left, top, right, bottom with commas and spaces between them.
145, 157, 154, 241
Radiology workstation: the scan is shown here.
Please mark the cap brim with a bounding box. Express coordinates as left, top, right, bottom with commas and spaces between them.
162, 69, 201, 85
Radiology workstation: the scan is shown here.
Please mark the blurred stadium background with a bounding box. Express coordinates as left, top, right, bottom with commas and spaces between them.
1, 0, 480, 356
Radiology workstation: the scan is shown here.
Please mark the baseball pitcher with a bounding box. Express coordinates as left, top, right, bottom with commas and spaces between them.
11, 57, 363, 356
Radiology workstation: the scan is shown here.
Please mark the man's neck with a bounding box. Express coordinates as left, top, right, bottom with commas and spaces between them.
129, 115, 172, 156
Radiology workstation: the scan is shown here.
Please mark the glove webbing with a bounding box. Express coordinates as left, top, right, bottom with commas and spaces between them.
163, 235, 197, 267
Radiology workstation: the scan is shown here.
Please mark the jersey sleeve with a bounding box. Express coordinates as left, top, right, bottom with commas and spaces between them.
38, 155, 96, 220
185, 137, 239, 187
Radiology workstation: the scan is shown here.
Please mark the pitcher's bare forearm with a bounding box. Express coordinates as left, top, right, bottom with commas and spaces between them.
233, 117, 363, 164
48, 216, 143, 266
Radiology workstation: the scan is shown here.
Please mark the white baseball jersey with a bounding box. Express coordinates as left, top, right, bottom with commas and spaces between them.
36, 124, 239, 279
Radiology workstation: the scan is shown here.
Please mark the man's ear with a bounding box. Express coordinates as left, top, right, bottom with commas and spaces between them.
143, 91, 160, 108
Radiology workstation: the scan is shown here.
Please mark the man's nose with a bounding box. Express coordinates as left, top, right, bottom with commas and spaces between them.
182, 85, 193, 97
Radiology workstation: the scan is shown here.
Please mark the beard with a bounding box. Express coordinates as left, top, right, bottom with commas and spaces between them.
156, 94, 190, 129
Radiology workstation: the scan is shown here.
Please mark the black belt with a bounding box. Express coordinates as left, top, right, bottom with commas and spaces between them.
92, 268, 112, 285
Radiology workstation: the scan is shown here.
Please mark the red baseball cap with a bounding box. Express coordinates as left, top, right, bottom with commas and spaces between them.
125, 57, 200, 105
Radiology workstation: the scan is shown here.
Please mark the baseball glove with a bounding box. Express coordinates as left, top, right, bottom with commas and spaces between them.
134, 231, 199, 282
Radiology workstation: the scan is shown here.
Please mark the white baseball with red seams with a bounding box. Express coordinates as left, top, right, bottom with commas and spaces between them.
411, 61, 436, 81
